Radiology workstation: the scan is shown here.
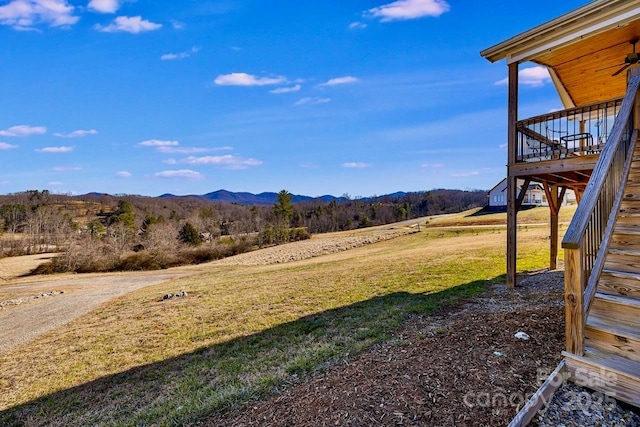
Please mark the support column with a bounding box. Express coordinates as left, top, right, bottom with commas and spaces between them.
550, 185, 559, 270
543, 182, 564, 270
507, 62, 519, 288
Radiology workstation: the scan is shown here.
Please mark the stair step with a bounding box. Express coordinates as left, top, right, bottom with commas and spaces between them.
614, 224, 640, 236
619, 200, 640, 216
586, 314, 640, 363
590, 292, 640, 329
610, 232, 640, 248
563, 347, 640, 406
600, 270, 640, 298
604, 253, 640, 275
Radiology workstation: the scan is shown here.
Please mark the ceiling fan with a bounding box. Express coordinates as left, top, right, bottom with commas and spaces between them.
597, 38, 640, 76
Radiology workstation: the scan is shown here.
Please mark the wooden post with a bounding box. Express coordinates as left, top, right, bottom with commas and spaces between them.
543, 182, 560, 270
507, 62, 519, 288
564, 247, 584, 355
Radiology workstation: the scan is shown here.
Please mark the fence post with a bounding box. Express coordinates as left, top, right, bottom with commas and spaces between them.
564, 247, 584, 355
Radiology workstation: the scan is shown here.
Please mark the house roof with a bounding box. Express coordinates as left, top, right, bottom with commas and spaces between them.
481, 0, 640, 106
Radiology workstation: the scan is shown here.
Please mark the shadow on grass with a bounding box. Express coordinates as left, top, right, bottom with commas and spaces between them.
1, 275, 506, 426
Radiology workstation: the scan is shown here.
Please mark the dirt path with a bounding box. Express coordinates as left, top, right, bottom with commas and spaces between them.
0, 271, 188, 354
0, 228, 412, 355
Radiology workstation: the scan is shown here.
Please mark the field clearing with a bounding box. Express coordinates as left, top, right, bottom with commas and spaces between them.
0, 211, 562, 425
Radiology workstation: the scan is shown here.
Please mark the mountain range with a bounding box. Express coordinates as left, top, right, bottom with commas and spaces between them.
158, 189, 408, 206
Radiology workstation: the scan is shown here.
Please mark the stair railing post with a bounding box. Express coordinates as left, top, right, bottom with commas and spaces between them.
564, 246, 585, 355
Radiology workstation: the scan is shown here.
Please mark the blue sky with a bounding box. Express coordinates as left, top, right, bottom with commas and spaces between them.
0, 0, 586, 197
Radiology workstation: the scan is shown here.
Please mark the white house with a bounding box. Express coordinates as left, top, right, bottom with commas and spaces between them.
488, 178, 575, 209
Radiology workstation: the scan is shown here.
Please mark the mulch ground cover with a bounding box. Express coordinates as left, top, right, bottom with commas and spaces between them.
203, 270, 565, 426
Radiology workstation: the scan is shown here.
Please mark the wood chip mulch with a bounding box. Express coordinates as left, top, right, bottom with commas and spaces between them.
203, 270, 566, 427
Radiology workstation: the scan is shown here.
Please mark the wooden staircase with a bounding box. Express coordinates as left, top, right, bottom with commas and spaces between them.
564, 144, 640, 407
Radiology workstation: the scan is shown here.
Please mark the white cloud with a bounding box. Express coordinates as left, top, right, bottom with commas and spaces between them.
269, 84, 301, 94
88, 0, 120, 13
214, 72, 286, 86
367, 0, 450, 22
155, 169, 203, 179
53, 166, 81, 172
0, 125, 46, 137
319, 76, 358, 87
116, 170, 132, 178
157, 146, 233, 154
342, 162, 371, 168
181, 155, 262, 170
452, 170, 479, 177
349, 21, 367, 30
495, 66, 551, 87
0, 142, 18, 149
160, 46, 199, 61
420, 163, 444, 168
0, 0, 79, 30
499, 143, 507, 149
36, 146, 73, 153
48, 181, 63, 186
95, 16, 162, 33
53, 129, 97, 138
138, 139, 179, 147
294, 97, 331, 106
171, 20, 184, 30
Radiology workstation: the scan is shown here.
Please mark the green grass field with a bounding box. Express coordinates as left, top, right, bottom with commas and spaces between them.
0, 209, 567, 426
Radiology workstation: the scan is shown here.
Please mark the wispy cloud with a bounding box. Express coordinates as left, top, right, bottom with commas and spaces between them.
53, 129, 97, 138
48, 181, 63, 186
269, 84, 301, 94
161, 46, 200, 61
88, 0, 121, 14
367, 0, 450, 22
138, 139, 179, 147
0, 142, 18, 149
214, 72, 286, 86
495, 66, 551, 87
157, 146, 233, 154
116, 170, 132, 178
420, 162, 444, 168
349, 22, 367, 30
0, 125, 46, 137
155, 169, 203, 179
53, 166, 81, 172
0, 0, 79, 30
95, 16, 162, 33
319, 76, 358, 87
294, 97, 331, 106
36, 146, 73, 153
180, 155, 262, 170
300, 162, 319, 169
452, 170, 479, 177
342, 162, 371, 168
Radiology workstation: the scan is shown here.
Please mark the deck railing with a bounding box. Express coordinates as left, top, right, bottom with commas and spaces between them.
516, 98, 623, 162
561, 75, 640, 355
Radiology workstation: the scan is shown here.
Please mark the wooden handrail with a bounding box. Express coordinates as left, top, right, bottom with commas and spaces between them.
561, 75, 640, 355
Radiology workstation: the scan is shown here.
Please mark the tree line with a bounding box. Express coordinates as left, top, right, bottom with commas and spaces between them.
0, 188, 487, 273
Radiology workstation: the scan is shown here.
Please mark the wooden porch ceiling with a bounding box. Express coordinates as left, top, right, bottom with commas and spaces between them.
533, 20, 640, 106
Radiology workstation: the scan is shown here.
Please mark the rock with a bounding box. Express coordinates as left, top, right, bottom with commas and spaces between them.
162, 293, 173, 300
514, 331, 530, 340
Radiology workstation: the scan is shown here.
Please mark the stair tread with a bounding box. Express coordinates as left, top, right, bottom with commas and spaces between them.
608, 247, 640, 256
614, 225, 640, 235
586, 314, 640, 341
601, 269, 640, 280
564, 347, 640, 379
594, 291, 640, 308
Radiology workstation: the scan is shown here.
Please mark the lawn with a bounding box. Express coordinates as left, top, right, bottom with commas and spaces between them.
0, 217, 559, 426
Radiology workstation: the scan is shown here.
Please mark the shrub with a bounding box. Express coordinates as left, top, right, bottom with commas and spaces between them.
178, 222, 202, 246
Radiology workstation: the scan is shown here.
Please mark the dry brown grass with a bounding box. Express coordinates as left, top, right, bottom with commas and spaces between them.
0, 221, 559, 426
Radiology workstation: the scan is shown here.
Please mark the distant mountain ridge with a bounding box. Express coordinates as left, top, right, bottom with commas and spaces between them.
158, 189, 407, 205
